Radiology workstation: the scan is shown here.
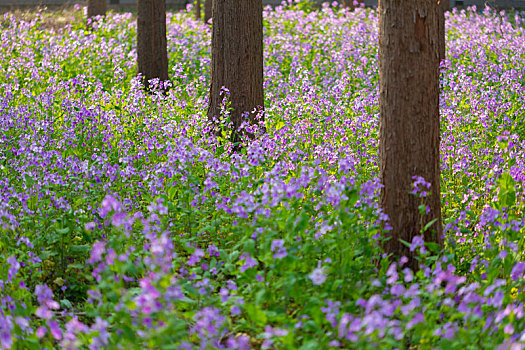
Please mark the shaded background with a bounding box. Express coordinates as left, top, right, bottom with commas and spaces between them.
1, 0, 524, 11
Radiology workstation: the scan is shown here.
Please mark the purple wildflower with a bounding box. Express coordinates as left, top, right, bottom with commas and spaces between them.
240, 253, 258, 272
511, 262, 525, 281
309, 266, 327, 285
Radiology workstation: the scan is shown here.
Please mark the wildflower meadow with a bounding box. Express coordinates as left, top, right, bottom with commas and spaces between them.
1, 2, 525, 349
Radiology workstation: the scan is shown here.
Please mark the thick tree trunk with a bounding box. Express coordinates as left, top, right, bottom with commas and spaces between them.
137, 0, 169, 89
87, 0, 106, 19
379, 0, 444, 270
195, 0, 201, 21
439, 0, 447, 61
207, 0, 264, 145
440, 0, 450, 12
204, 0, 213, 23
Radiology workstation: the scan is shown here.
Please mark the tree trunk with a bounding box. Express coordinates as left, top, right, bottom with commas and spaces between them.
207, 0, 264, 145
195, 0, 201, 21
204, 0, 213, 23
137, 0, 169, 90
379, 0, 444, 270
439, 0, 447, 61
87, 0, 106, 19
342, 0, 364, 10
440, 0, 450, 12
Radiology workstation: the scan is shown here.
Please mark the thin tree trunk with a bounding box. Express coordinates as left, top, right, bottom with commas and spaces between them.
342, 0, 363, 10
204, 0, 213, 23
379, 0, 444, 270
207, 0, 264, 145
137, 0, 169, 89
87, 0, 106, 19
195, 0, 201, 21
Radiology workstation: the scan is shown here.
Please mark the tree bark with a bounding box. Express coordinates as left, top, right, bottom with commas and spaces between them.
137, 0, 169, 89
342, 0, 364, 10
440, 0, 450, 12
204, 0, 213, 23
87, 0, 106, 19
195, 0, 201, 21
379, 0, 444, 270
438, 0, 447, 61
207, 0, 264, 145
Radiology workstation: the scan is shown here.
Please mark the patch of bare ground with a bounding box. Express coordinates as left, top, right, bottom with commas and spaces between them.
0, 4, 84, 30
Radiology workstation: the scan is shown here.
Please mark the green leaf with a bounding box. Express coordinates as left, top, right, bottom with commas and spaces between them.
60, 299, 72, 309
399, 239, 411, 248
255, 289, 266, 305
120, 325, 137, 342
426, 242, 441, 254
347, 187, 359, 207
56, 227, 71, 235
423, 218, 438, 233
24, 174, 34, 186
245, 303, 267, 327
497, 172, 516, 208
69, 245, 91, 253
67, 263, 85, 270
294, 212, 309, 232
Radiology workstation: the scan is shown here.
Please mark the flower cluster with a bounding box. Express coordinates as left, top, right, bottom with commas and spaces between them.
0, 3, 524, 349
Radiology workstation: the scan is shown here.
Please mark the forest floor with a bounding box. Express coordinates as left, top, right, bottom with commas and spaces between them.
1, 4, 525, 349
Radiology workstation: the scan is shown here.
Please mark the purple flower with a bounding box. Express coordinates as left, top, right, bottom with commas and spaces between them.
99, 194, 123, 218
35, 284, 59, 310
36, 326, 47, 338
63, 316, 88, 346
0, 315, 13, 349
187, 248, 205, 266
226, 335, 250, 350
230, 305, 241, 316
147, 199, 168, 215
165, 285, 184, 302
89, 317, 110, 349
6, 256, 20, 283
479, 207, 500, 227
111, 212, 127, 227
219, 288, 229, 302
403, 268, 414, 283
329, 340, 341, 347
386, 263, 398, 284
88, 241, 106, 265
207, 244, 220, 257
271, 239, 284, 251
273, 247, 287, 259
191, 307, 226, 348
48, 320, 62, 340
240, 253, 258, 272
35, 306, 54, 320
262, 325, 288, 349
511, 262, 525, 281
309, 266, 327, 285
412, 176, 431, 197
406, 312, 424, 329
14, 317, 29, 332
410, 235, 426, 254
271, 239, 287, 259
504, 323, 515, 335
